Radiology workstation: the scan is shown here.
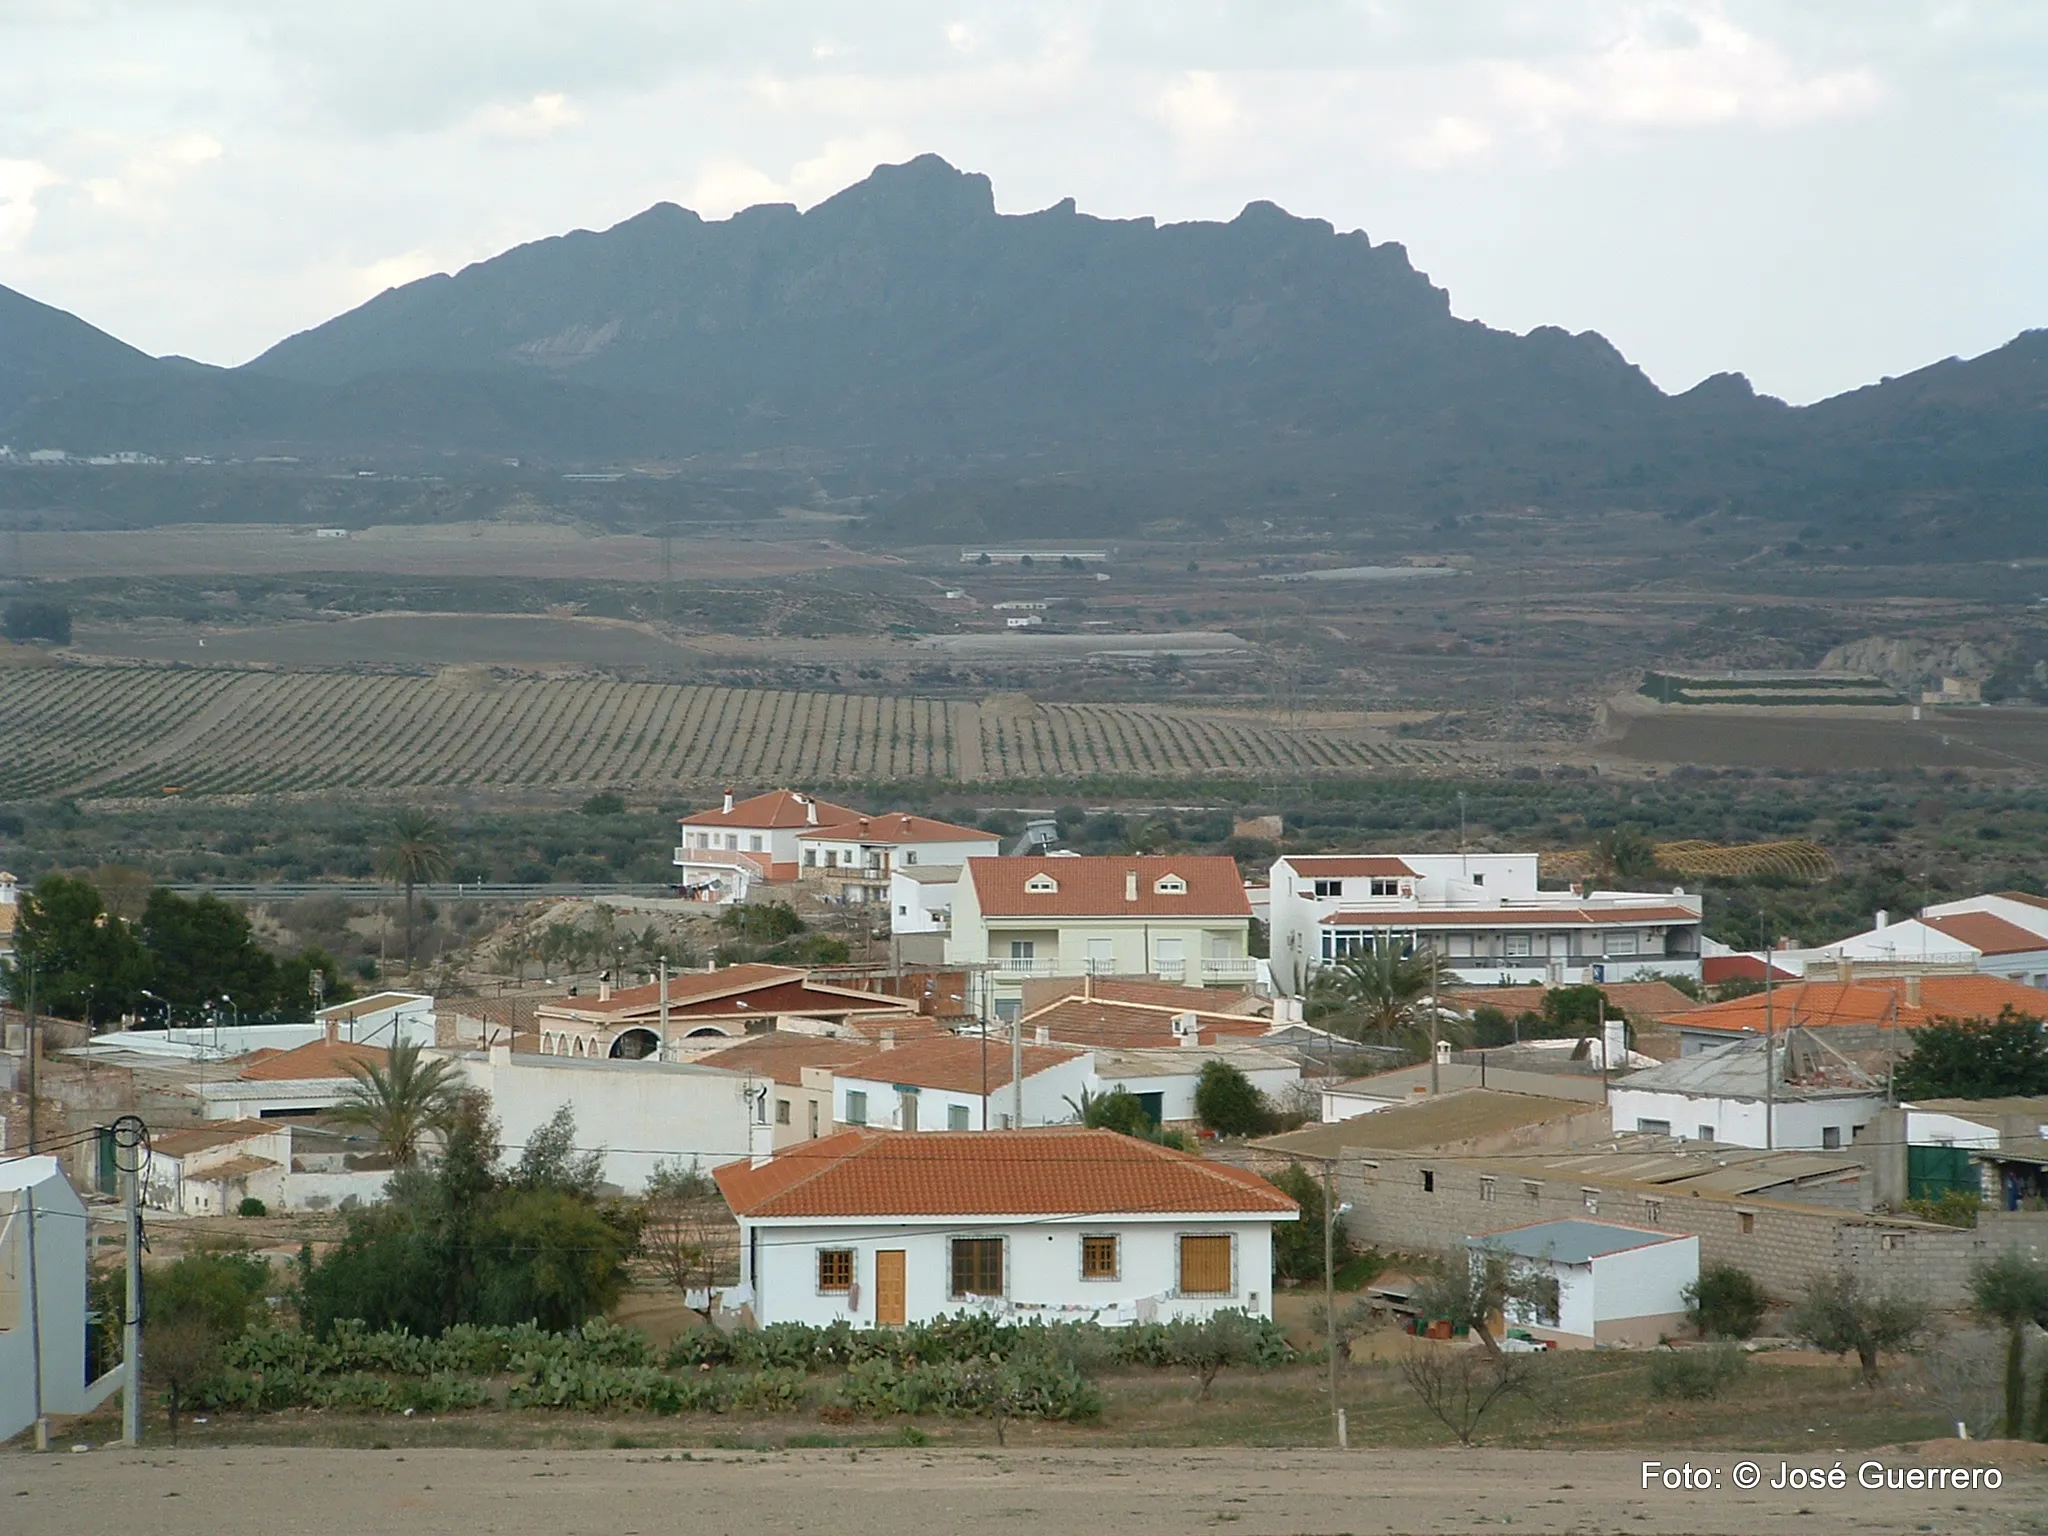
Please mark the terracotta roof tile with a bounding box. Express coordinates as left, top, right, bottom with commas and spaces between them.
1019, 997, 1270, 1049
967, 855, 1251, 919
796, 812, 993, 845
1282, 856, 1419, 877
537, 966, 920, 1021
1443, 980, 1700, 1022
1020, 976, 1266, 1016
152, 1119, 279, 1157
715, 1128, 1300, 1219
1701, 955, 1800, 986
1321, 904, 1700, 928
195, 1154, 280, 1180
1920, 912, 2048, 957
681, 790, 861, 830
838, 1036, 1084, 1094
1672, 975, 2048, 1032
237, 1037, 386, 1082
689, 1036, 879, 1087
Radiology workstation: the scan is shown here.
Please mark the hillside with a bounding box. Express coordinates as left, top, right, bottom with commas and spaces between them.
0, 281, 169, 426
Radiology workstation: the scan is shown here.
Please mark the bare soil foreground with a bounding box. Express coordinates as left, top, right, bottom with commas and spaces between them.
4, 1445, 2041, 1536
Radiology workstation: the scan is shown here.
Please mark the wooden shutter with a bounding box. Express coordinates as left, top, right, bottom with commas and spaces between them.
951, 1237, 1003, 1297
1178, 1234, 1233, 1296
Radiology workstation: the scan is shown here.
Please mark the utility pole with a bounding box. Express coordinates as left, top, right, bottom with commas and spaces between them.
1323, 1157, 1343, 1449
1427, 950, 1440, 1097
1010, 1002, 1024, 1130
1763, 953, 1776, 1151
24, 1180, 47, 1450
24, 955, 37, 1154
114, 1114, 146, 1446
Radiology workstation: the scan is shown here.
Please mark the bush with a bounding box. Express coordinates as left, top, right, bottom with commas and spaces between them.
1650, 1344, 1749, 1400
3, 597, 71, 644
1194, 1060, 1273, 1137
237, 1196, 268, 1218
1270, 1163, 1350, 1285
1906, 1190, 1982, 1229
1684, 1265, 1768, 1339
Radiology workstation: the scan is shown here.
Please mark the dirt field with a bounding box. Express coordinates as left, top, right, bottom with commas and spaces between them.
72, 614, 713, 670
4, 1444, 2039, 1536
1606, 710, 2048, 771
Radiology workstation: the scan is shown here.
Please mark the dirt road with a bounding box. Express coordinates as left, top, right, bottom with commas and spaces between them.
4, 1445, 2039, 1536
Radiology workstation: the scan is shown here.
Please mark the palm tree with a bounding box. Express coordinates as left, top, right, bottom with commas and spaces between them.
377, 807, 453, 970
332, 1039, 465, 1168
1968, 1251, 2048, 1438
1308, 946, 1452, 1055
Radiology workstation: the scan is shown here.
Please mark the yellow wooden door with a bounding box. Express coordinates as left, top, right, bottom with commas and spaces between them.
875, 1250, 907, 1325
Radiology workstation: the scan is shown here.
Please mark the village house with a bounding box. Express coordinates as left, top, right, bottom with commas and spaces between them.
1318, 1062, 1608, 1123
1, 1157, 122, 1444
1861, 1095, 2048, 1212
690, 1035, 879, 1146
715, 1128, 1298, 1327
451, 1042, 775, 1193
945, 855, 1255, 1017
1088, 1045, 1302, 1127
1476, 1219, 1700, 1348
797, 813, 999, 904
672, 788, 861, 902
1606, 1027, 1886, 1151
145, 1119, 293, 1214
197, 1031, 384, 1120
1268, 854, 1704, 993
1665, 973, 2048, 1057
312, 991, 437, 1046
833, 1036, 1092, 1132
534, 963, 922, 1060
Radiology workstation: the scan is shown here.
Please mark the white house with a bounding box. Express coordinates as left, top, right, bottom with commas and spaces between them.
1476, 1219, 1699, 1348
314, 991, 437, 1046
833, 1036, 1093, 1132
198, 1032, 386, 1119
452, 1043, 774, 1193
1606, 1027, 1884, 1151
798, 813, 1000, 904
946, 855, 1255, 1016
674, 788, 862, 900
715, 1127, 1298, 1327
1089, 1046, 1302, 1127
1806, 905, 2048, 989
2, 1158, 122, 1443
889, 864, 961, 935
145, 1120, 294, 1215
534, 963, 920, 1060
0, 871, 18, 964
1268, 854, 1704, 993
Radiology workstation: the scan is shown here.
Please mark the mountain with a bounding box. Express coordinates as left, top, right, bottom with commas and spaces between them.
3, 155, 2042, 555
0, 282, 170, 429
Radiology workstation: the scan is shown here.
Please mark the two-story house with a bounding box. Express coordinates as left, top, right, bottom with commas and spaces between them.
673, 789, 861, 902
797, 813, 1000, 904
946, 856, 1254, 1018
1269, 853, 1703, 993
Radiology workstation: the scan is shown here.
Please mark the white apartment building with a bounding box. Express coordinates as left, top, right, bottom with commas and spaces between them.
673, 788, 861, 901
1269, 854, 1704, 993
797, 813, 999, 904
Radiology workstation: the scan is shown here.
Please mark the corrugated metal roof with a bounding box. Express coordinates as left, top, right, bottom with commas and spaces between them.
1470, 1218, 1685, 1263
1259, 1090, 1598, 1156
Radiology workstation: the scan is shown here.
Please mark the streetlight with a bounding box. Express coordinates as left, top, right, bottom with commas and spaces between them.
1323, 1155, 1354, 1449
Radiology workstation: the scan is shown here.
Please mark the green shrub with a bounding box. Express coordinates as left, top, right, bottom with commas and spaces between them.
1683, 1265, 1769, 1339
1649, 1344, 1749, 1400
237, 1196, 268, 1218
1905, 1190, 1982, 1229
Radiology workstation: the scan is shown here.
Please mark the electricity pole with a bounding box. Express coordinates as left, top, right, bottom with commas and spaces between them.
1323, 1157, 1343, 1449
114, 1114, 147, 1446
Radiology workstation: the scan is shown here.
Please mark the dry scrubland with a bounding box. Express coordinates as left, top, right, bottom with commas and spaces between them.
0, 664, 1466, 799
4, 1445, 2040, 1536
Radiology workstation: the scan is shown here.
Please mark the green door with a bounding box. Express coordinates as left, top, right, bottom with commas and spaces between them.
1907, 1144, 1977, 1200
97, 1125, 119, 1196
1135, 1092, 1165, 1128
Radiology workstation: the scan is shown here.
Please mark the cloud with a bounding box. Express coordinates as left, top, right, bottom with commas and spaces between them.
686, 131, 919, 217
472, 91, 583, 140
81, 132, 223, 212
0, 158, 61, 251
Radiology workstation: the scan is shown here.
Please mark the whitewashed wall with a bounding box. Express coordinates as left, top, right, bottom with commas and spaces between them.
1608, 1086, 1883, 1150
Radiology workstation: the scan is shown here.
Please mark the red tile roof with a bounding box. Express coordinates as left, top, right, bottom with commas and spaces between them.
715, 1127, 1301, 1220
689, 1036, 879, 1087
1996, 891, 2048, 912
1283, 856, 1419, 878
967, 856, 1251, 919
1673, 975, 2048, 1033
237, 1037, 386, 1082
537, 965, 919, 1021
152, 1119, 280, 1157
1920, 912, 2048, 957
1020, 997, 1271, 1049
681, 789, 861, 830
838, 1035, 1084, 1094
1020, 975, 1267, 1017
1701, 955, 1800, 986
1443, 980, 1700, 1022
1321, 904, 1699, 928
797, 812, 992, 845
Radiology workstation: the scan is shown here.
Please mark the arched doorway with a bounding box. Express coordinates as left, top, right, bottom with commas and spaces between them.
609, 1027, 662, 1060
685, 1026, 731, 1040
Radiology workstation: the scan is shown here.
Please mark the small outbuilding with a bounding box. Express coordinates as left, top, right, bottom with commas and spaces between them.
1473, 1218, 1700, 1348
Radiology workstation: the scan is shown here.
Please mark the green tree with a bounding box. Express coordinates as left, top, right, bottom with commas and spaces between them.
139, 889, 279, 1015
275, 946, 356, 1015
0, 873, 149, 1024
3, 596, 71, 644
378, 807, 453, 969
143, 1251, 271, 1445
511, 1103, 606, 1199
1684, 1264, 1769, 1340
1307, 946, 1445, 1054
1411, 1245, 1562, 1357
1786, 1269, 1933, 1385
1164, 1309, 1264, 1400
1269, 1163, 1350, 1286
332, 1038, 465, 1167
1591, 826, 1661, 887
1066, 1085, 1158, 1136
473, 1188, 631, 1331
1894, 1010, 2048, 1099
1967, 1252, 2048, 1438
1537, 984, 1610, 1039
1194, 1059, 1273, 1137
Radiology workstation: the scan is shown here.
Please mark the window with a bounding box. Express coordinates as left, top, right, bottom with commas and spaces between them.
1471, 873, 1485, 887
808, 1100, 820, 1138
1478, 1176, 1496, 1203
1087, 937, 1115, 969
1154, 874, 1187, 894
904, 850, 918, 865
1697, 1126, 1714, 1143
1822, 1126, 1842, 1151
1370, 877, 1400, 897
1637, 1118, 1672, 1136
1421, 1169, 1436, 1193
1608, 931, 1639, 956
803, 849, 817, 867
1009, 939, 1036, 961
897, 904, 908, 917
1313, 879, 1342, 898
817, 1249, 854, 1293
1505, 933, 1533, 958
1081, 1234, 1119, 1281
1880, 1232, 1903, 1252
846, 1090, 868, 1125
951, 1237, 1004, 1298
749, 834, 764, 852
1738, 1211, 1756, 1235
1581, 1189, 1599, 1216
899, 1093, 919, 1132
948, 1104, 970, 1131
1643, 1198, 1663, 1226
1523, 1180, 1542, 1203
776, 1098, 791, 1125
1178, 1234, 1233, 1296
1024, 873, 1059, 894
825, 849, 839, 868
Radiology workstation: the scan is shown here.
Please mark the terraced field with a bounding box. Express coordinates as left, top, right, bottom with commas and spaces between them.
0, 663, 1465, 799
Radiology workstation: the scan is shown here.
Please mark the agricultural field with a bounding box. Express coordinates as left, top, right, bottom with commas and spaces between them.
71, 614, 710, 670
1605, 708, 2048, 772
0, 662, 1466, 801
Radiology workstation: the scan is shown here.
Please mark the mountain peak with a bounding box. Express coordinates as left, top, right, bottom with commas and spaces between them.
807, 153, 995, 228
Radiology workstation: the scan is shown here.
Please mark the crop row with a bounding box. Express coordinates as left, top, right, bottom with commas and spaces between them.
0, 664, 1448, 799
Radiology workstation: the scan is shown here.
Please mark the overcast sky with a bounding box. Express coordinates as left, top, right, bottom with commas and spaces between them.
2, 1, 2041, 402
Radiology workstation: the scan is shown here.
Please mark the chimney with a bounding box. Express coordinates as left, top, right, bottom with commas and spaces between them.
900, 815, 912, 832
1124, 869, 1139, 902
1874, 909, 1889, 929
598, 975, 612, 1003
1905, 974, 1922, 1008
723, 787, 735, 814
1834, 954, 1851, 982
859, 816, 870, 834
806, 796, 818, 825
1034, 1024, 1049, 1046
489, 1041, 511, 1068
880, 1028, 896, 1050
1602, 1013, 1627, 1069
1082, 971, 1094, 1000
324, 1019, 339, 1045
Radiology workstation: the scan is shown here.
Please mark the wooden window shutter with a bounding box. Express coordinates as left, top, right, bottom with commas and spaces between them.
1178, 1234, 1232, 1296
